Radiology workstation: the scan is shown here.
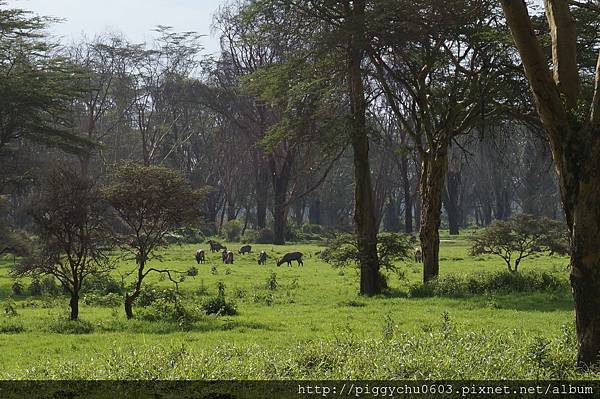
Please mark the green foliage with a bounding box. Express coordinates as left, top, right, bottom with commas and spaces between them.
265, 272, 278, 291
3, 296, 18, 316
137, 286, 178, 307
408, 270, 568, 298
187, 266, 198, 277
82, 274, 123, 295
222, 220, 242, 242
321, 232, 412, 270
11, 280, 23, 296
27, 278, 43, 296
48, 318, 95, 334
0, 318, 25, 334
82, 292, 122, 307
202, 282, 237, 316
470, 214, 569, 272
245, 228, 275, 244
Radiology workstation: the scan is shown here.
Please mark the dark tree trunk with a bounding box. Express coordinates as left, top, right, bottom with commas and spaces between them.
346, 0, 382, 296
124, 291, 139, 320
69, 292, 79, 321
414, 157, 422, 231
401, 155, 413, 233
419, 148, 448, 283
309, 198, 321, 225
270, 155, 292, 245
569, 167, 600, 367
227, 199, 236, 221
255, 160, 269, 229
443, 169, 461, 235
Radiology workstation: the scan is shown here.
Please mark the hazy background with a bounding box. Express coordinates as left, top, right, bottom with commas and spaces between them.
4, 0, 227, 54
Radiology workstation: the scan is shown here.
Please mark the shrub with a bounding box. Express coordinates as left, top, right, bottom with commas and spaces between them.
0, 318, 25, 334
222, 220, 242, 242
247, 228, 274, 244
11, 281, 24, 296
82, 292, 122, 307
187, 266, 198, 277
3, 297, 18, 316
137, 286, 178, 307
407, 270, 569, 298
28, 278, 43, 296
265, 272, 278, 291
470, 214, 569, 272
41, 276, 60, 296
321, 232, 412, 270
202, 282, 236, 316
138, 298, 200, 327
48, 318, 95, 334
83, 274, 123, 295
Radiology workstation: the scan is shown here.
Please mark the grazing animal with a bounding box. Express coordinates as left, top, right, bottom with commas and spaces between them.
414, 247, 423, 263
221, 249, 228, 263
239, 245, 252, 255
208, 240, 226, 253
258, 250, 267, 265
277, 252, 304, 267
195, 249, 205, 264
225, 251, 234, 264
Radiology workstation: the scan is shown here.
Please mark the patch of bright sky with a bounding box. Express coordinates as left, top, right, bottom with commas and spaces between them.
4, 0, 227, 55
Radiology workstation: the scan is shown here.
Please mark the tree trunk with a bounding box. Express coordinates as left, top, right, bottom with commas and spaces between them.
309, 198, 321, 225
570, 175, 600, 367
443, 168, 461, 235
69, 292, 79, 321
346, 0, 382, 296
401, 155, 413, 233
272, 171, 289, 245
419, 149, 448, 283
255, 161, 269, 229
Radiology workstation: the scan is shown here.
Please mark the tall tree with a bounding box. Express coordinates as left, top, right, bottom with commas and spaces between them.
500, 0, 600, 366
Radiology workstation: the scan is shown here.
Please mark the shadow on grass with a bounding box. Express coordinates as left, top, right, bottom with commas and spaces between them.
96, 317, 274, 335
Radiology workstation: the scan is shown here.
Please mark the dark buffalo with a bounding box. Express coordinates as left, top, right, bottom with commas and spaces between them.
239, 245, 252, 255
225, 251, 234, 264
277, 252, 303, 267
195, 249, 205, 264
258, 250, 267, 265
208, 240, 226, 253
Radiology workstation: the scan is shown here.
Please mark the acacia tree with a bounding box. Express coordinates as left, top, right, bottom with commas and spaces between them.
13, 168, 113, 320
368, 0, 515, 282
470, 213, 568, 272
103, 163, 204, 318
499, 0, 600, 366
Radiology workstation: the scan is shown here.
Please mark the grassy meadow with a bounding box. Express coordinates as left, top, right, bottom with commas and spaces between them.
0, 232, 594, 380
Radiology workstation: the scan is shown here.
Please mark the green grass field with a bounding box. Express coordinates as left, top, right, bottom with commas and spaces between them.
0, 233, 593, 380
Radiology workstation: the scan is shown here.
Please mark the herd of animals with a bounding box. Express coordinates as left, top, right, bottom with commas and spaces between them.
194, 240, 304, 267
193, 239, 423, 267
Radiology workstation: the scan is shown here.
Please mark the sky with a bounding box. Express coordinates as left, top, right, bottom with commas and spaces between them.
4, 0, 227, 55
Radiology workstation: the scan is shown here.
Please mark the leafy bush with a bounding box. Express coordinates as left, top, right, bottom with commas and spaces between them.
222, 220, 242, 242
82, 274, 123, 295
48, 318, 95, 334
82, 292, 122, 307
202, 282, 236, 316
321, 232, 412, 270
470, 214, 569, 272
137, 286, 178, 307
41, 276, 60, 296
266, 272, 278, 291
138, 298, 200, 327
11, 281, 23, 296
187, 266, 198, 277
246, 228, 274, 244
408, 270, 569, 298
28, 278, 43, 296
3, 297, 18, 316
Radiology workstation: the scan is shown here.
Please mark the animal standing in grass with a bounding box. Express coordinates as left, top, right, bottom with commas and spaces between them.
239, 245, 252, 255
277, 252, 303, 267
258, 250, 267, 265
225, 251, 234, 264
195, 249, 205, 264
414, 247, 423, 263
208, 240, 226, 252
